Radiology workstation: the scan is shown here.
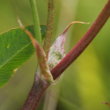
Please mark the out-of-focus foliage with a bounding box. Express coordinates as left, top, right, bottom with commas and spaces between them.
0, 0, 110, 110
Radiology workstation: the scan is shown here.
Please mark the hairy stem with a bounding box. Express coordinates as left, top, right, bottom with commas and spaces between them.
22, 0, 110, 110
30, 0, 42, 44
43, 0, 55, 56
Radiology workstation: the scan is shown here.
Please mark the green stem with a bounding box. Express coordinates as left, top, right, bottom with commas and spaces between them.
43, 0, 55, 56
30, 0, 42, 44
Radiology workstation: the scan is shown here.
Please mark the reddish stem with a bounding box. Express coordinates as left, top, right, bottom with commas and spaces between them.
52, 0, 110, 79
21, 75, 50, 110
22, 1, 110, 110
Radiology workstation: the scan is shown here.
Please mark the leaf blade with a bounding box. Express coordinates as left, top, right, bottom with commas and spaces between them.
0, 25, 46, 86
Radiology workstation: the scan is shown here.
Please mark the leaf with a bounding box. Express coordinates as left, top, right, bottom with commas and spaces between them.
0, 25, 46, 87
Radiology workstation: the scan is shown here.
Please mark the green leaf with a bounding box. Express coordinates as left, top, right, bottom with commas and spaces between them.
0, 25, 46, 87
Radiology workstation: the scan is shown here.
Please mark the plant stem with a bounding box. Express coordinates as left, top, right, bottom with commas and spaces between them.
21, 75, 50, 110
22, 0, 110, 110
51, 0, 110, 79
43, 0, 55, 56
30, 0, 42, 44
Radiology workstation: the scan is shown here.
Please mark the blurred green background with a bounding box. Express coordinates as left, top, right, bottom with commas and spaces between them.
0, 0, 110, 110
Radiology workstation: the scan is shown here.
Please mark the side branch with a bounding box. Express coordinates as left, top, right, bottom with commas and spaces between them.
51, 0, 110, 79
22, 0, 110, 110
